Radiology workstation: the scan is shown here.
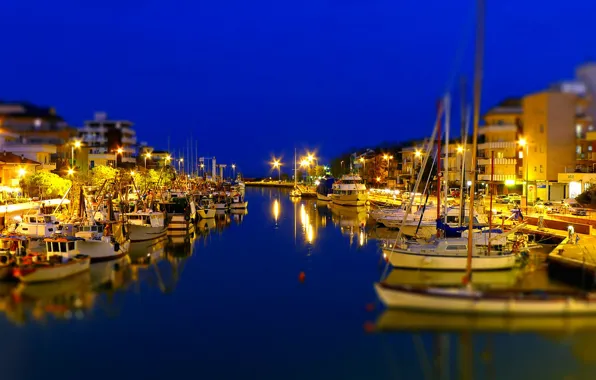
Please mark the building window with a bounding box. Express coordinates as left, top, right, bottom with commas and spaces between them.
540, 125, 544, 133
540, 165, 543, 173
519, 151, 523, 159
589, 146, 593, 152
577, 145, 582, 154
534, 166, 537, 172
497, 152, 503, 159
577, 124, 582, 137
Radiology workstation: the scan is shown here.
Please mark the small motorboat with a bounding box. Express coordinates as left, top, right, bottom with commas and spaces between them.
197, 198, 217, 219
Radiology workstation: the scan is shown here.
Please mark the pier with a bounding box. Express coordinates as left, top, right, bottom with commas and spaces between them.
245, 181, 294, 188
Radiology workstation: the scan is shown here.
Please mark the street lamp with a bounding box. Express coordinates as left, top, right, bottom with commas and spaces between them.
165, 155, 172, 166
340, 160, 345, 174
383, 154, 393, 182
18, 167, 26, 178
144, 152, 152, 169
67, 168, 74, 176
518, 138, 529, 211
232, 164, 236, 179
116, 147, 123, 168
71, 140, 82, 167
178, 158, 184, 172
271, 159, 282, 181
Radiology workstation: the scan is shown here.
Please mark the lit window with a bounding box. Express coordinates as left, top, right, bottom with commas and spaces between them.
589, 146, 593, 152
577, 145, 582, 154
519, 151, 523, 159
577, 124, 582, 137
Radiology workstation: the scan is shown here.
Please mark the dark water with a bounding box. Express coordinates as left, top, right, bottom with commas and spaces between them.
1, 187, 596, 380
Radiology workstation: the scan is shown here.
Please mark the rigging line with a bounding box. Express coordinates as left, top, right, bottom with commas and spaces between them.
442, 4, 476, 96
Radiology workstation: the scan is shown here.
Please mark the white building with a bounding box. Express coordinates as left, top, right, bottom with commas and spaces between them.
79, 112, 138, 168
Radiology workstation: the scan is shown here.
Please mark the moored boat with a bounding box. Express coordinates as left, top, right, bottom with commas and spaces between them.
197, 197, 217, 219
125, 211, 168, 242
331, 174, 367, 207
13, 236, 90, 283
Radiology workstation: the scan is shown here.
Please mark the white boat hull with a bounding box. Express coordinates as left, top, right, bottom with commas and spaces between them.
197, 208, 216, 219
331, 193, 367, 207
385, 249, 516, 271
76, 238, 130, 263
230, 201, 248, 209
127, 224, 167, 242
374, 284, 596, 315
15, 257, 91, 283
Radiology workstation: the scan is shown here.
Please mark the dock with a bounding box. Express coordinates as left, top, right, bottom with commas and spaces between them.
245, 181, 294, 188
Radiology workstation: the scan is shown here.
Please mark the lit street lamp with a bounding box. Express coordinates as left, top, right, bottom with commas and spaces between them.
144, 152, 152, 169
71, 140, 82, 167
383, 154, 393, 182
232, 164, 236, 179
67, 168, 74, 176
116, 147, 123, 168
271, 159, 282, 181
518, 138, 529, 211
178, 158, 184, 172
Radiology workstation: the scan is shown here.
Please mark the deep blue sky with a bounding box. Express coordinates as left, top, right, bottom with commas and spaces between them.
2, 0, 595, 176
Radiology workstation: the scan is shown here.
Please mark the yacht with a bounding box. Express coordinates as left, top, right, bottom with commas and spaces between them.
330, 175, 367, 207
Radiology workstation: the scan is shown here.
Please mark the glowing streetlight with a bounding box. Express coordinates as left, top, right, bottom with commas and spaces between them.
71, 140, 82, 166
115, 147, 124, 168
18, 167, 26, 178
178, 158, 184, 172
144, 152, 152, 168
457, 145, 464, 153
519, 137, 529, 210
165, 155, 172, 164
130, 170, 136, 176
67, 168, 74, 176
271, 159, 282, 181
232, 163, 236, 179
415, 150, 422, 158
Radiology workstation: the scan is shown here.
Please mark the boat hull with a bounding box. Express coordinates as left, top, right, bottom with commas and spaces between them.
230, 201, 248, 209
374, 283, 596, 315
15, 257, 91, 283
76, 239, 130, 263
316, 193, 331, 201
385, 249, 516, 271
197, 208, 216, 219
167, 215, 195, 236
127, 224, 167, 242
331, 193, 367, 207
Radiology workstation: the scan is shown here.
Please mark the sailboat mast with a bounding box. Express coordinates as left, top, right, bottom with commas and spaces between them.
444, 94, 450, 224
294, 148, 297, 187
436, 100, 442, 233
465, 0, 485, 281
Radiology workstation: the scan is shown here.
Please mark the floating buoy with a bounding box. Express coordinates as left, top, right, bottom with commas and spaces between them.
363, 321, 376, 333
365, 303, 375, 312
299, 271, 306, 283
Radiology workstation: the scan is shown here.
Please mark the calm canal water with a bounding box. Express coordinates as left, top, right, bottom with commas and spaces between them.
1, 187, 596, 380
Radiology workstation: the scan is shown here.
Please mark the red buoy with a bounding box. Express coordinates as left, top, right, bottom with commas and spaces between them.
298, 271, 306, 283
363, 321, 376, 333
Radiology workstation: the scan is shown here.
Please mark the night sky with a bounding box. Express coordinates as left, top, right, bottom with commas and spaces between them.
2, 0, 595, 176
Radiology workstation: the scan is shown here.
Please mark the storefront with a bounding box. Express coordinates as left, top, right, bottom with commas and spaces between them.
556, 173, 596, 199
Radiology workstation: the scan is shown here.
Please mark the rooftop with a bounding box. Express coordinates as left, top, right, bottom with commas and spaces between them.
0, 101, 64, 122
0, 151, 40, 165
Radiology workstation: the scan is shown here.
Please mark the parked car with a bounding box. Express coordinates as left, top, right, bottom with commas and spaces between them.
495, 195, 510, 204
563, 198, 588, 216
507, 193, 521, 202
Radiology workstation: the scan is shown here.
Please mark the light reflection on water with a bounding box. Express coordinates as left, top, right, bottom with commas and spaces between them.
0, 187, 596, 379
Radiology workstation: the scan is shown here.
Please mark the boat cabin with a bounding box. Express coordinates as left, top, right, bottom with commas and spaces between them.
0, 235, 28, 256
44, 236, 83, 260
126, 212, 165, 228
332, 175, 367, 195
16, 214, 62, 238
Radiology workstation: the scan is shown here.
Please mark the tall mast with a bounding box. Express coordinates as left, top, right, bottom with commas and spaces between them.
294, 148, 297, 187
444, 94, 450, 225
436, 99, 443, 236
465, 0, 485, 282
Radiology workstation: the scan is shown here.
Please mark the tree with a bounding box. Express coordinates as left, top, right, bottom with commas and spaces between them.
21, 171, 72, 198
90, 165, 118, 187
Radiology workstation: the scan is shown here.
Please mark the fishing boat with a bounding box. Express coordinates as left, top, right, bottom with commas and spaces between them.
197, 197, 216, 219
330, 174, 367, 207
75, 223, 130, 263
230, 193, 248, 209
213, 193, 230, 210
15, 213, 65, 238
125, 210, 168, 242
383, 237, 516, 271
13, 236, 90, 283
0, 235, 33, 280
161, 198, 195, 237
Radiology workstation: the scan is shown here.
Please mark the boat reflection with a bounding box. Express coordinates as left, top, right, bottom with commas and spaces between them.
328, 203, 368, 247
383, 268, 522, 288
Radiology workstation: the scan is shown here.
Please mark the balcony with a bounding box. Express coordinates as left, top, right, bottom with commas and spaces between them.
122, 136, 137, 145
478, 174, 517, 182
477, 158, 517, 166
477, 141, 517, 150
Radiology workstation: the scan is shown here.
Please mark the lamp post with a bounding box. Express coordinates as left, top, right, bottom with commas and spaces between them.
165, 155, 172, 168
340, 160, 345, 174
144, 152, 152, 169
200, 163, 205, 177
115, 147, 123, 169
67, 168, 74, 177
71, 140, 81, 167
518, 138, 529, 212
272, 159, 281, 181
232, 164, 236, 180
178, 158, 184, 173
383, 154, 393, 183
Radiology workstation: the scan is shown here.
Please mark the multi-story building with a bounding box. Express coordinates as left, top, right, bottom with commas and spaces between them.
0, 101, 77, 172
476, 98, 523, 193
79, 112, 138, 169
522, 91, 576, 202
440, 141, 472, 185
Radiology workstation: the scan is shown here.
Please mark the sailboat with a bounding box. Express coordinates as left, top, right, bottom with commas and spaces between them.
289, 148, 301, 198
374, 0, 596, 315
